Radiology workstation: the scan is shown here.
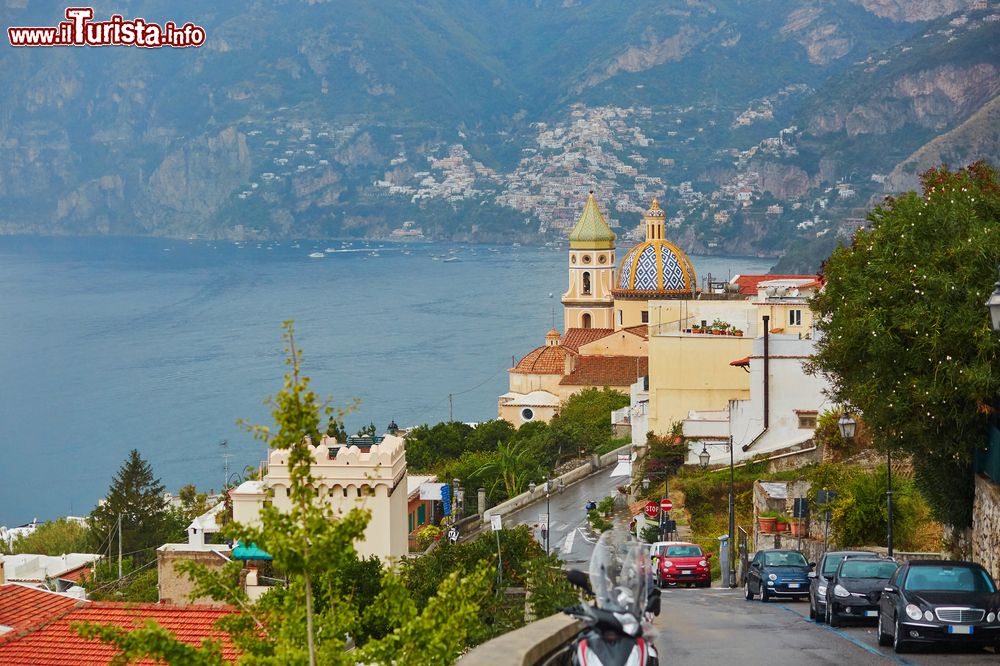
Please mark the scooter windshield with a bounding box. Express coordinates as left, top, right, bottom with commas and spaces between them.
588, 528, 649, 618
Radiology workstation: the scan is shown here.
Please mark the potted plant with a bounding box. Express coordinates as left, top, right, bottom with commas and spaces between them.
758, 511, 779, 533
776, 515, 790, 532
712, 319, 728, 335
692, 323, 702, 334
733, 328, 744, 337
789, 518, 806, 537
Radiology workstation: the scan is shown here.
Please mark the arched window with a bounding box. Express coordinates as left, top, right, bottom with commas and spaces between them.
583, 271, 591, 295
582, 313, 592, 329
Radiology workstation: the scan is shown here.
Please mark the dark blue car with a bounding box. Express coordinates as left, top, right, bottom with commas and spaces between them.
744, 549, 814, 602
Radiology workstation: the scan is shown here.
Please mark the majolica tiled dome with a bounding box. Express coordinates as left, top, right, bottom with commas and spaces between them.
613, 200, 696, 297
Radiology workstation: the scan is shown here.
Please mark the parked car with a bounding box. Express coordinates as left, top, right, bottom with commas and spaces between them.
824, 557, 898, 627
878, 559, 1000, 654
654, 542, 712, 588
809, 550, 873, 622
744, 549, 813, 602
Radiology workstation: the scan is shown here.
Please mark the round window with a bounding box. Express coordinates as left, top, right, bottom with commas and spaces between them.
521, 408, 534, 421
598, 255, 607, 264
571, 255, 576, 264
582, 255, 592, 264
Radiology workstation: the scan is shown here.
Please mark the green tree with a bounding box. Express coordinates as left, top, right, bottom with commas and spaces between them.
464, 419, 516, 454
475, 439, 539, 498
5, 518, 91, 556
550, 388, 629, 459
809, 162, 1000, 528
87, 449, 182, 566
325, 416, 348, 442
403, 421, 474, 471
178, 484, 212, 521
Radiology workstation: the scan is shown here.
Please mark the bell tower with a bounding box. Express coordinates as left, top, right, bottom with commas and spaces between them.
562, 192, 616, 330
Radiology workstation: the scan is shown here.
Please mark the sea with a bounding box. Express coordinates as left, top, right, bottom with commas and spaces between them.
0, 236, 774, 525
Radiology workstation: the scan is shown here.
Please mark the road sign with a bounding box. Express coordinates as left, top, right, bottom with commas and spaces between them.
490, 514, 502, 532
538, 513, 549, 524
643, 501, 659, 518
660, 498, 673, 512
447, 527, 459, 544
617, 453, 631, 464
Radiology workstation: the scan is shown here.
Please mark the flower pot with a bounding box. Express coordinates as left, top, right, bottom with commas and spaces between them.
734, 331, 743, 337
713, 330, 723, 335
758, 516, 777, 533
776, 520, 789, 533
789, 521, 805, 537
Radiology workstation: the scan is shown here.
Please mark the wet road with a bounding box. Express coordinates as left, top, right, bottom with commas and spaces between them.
504, 465, 624, 567
653, 586, 1000, 665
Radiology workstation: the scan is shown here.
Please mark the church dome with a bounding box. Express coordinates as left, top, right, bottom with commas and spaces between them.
613, 199, 696, 297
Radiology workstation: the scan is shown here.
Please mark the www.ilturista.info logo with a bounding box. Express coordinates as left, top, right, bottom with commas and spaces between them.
7, 7, 206, 48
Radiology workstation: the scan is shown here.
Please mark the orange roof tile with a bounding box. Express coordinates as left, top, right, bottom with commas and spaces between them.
732, 274, 823, 295
512, 345, 566, 375
622, 325, 649, 340
55, 565, 92, 584
0, 602, 239, 665
0, 585, 83, 639
559, 356, 648, 387
561, 328, 614, 352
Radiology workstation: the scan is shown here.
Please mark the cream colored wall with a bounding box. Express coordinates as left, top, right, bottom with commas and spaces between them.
648, 300, 756, 336
614, 300, 649, 330
508, 371, 564, 396
646, 334, 753, 435
499, 402, 559, 426
754, 301, 815, 337
577, 330, 648, 357
563, 248, 616, 330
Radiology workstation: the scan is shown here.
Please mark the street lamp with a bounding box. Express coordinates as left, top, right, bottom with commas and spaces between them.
839, 411, 893, 558
642, 477, 651, 492
697, 438, 736, 587
544, 479, 551, 555
986, 264, 1000, 332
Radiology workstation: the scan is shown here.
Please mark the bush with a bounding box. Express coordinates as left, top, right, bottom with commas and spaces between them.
832, 465, 923, 549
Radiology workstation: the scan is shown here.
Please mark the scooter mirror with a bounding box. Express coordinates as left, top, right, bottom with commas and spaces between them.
566, 569, 592, 594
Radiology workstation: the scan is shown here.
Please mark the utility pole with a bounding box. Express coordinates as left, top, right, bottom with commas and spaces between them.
887, 450, 894, 558
117, 513, 123, 580
449, 394, 453, 422
220, 439, 231, 492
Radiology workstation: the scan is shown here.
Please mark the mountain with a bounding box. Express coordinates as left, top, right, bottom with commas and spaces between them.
0, 0, 992, 252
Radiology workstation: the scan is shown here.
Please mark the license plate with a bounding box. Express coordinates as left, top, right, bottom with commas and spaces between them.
948, 625, 973, 635
864, 610, 878, 618
787, 583, 800, 589
680, 570, 693, 575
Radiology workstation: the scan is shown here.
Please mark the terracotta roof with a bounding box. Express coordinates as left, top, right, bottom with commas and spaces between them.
560, 356, 648, 387
0, 585, 83, 640
512, 345, 566, 375
55, 565, 92, 584
622, 325, 649, 340
0, 602, 239, 664
560, 328, 614, 352
731, 274, 822, 295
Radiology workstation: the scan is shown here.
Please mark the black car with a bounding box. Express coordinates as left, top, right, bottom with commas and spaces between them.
808, 550, 872, 623
878, 559, 1000, 653
744, 549, 813, 602
824, 557, 898, 627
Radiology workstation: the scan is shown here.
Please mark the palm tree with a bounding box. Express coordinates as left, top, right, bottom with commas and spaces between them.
476, 440, 533, 498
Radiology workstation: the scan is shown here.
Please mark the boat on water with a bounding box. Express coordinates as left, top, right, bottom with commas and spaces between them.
370, 252, 381, 257
308, 252, 325, 258
325, 247, 337, 253
443, 256, 459, 263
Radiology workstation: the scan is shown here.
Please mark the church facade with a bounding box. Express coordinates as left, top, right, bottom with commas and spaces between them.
498, 193, 697, 426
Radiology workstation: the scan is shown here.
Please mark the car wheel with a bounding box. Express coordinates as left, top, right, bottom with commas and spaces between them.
760, 586, 770, 603
808, 597, 816, 620
893, 617, 909, 654
744, 581, 754, 600
828, 605, 841, 628
877, 612, 892, 647
815, 603, 826, 624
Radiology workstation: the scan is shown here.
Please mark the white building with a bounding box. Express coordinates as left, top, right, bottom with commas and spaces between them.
231, 434, 409, 562
682, 334, 831, 466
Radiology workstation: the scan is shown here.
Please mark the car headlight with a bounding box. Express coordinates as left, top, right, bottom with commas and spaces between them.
661, 560, 673, 568
988, 612, 996, 623
699, 560, 708, 567
817, 585, 827, 596
905, 604, 922, 621
768, 573, 777, 581
833, 584, 849, 598
924, 610, 933, 621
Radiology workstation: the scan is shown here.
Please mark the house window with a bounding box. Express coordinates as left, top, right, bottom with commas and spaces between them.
797, 412, 817, 429
521, 408, 534, 421
418, 503, 426, 526
583, 271, 591, 295
618, 310, 623, 326
641, 310, 649, 324
582, 313, 592, 329
409, 513, 414, 533
789, 309, 802, 326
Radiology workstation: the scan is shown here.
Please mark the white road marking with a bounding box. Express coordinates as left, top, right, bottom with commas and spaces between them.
562, 528, 576, 554
577, 527, 598, 544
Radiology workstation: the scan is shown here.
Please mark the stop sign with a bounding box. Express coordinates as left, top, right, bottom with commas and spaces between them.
643, 501, 659, 518
660, 498, 673, 512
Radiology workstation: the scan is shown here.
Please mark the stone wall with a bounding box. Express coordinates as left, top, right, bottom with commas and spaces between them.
973, 473, 1000, 582
157, 547, 230, 605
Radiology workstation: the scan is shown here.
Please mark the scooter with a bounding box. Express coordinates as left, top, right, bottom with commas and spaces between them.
561, 532, 661, 666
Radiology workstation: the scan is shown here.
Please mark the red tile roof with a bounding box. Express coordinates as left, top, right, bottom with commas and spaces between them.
560, 356, 648, 387
560, 328, 614, 352
55, 566, 92, 584
622, 325, 649, 340
0, 585, 83, 640
0, 602, 239, 665
732, 274, 822, 295
511, 344, 566, 375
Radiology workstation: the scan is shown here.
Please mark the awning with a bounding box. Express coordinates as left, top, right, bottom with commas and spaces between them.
729, 356, 750, 367
232, 542, 272, 561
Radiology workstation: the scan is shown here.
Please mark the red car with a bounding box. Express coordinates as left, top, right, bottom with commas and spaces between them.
654, 542, 712, 588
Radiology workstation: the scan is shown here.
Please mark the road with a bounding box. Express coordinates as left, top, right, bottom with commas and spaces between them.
653, 586, 1000, 665
504, 465, 624, 567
